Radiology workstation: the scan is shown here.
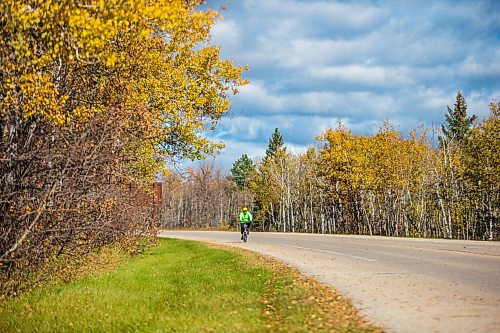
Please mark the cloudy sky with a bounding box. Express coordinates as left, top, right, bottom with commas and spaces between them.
196, 0, 499, 170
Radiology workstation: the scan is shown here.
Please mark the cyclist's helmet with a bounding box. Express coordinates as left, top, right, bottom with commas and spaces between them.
242, 207, 248, 212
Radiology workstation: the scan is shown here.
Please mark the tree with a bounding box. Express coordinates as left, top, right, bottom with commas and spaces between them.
440, 91, 477, 147
250, 128, 287, 230
465, 101, 500, 240
231, 154, 255, 189
435, 92, 477, 238
265, 128, 286, 160
161, 164, 251, 230
161, 104, 498, 241
0, 0, 248, 296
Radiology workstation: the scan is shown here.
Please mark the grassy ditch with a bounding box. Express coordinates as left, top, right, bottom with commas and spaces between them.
0, 238, 382, 333
0, 244, 132, 301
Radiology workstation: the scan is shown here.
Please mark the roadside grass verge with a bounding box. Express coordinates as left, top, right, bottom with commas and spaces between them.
0, 244, 131, 301
0, 238, 382, 333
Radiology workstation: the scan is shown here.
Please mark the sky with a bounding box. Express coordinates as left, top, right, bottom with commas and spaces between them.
192, 0, 500, 171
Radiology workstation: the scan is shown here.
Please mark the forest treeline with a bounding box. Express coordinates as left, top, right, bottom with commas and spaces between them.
161, 165, 252, 230
0, 0, 246, 297
162, 94, 499, 241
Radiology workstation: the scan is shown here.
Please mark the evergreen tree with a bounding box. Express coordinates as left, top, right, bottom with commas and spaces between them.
265, 128, 286, 160
440, 91, 477, 147
231, 154, 255, 189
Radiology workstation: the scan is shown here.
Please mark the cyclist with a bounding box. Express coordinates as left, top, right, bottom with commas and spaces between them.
239, 207, 253, 240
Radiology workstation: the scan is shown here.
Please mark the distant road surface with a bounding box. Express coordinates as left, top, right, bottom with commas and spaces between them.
159, 230, 500, 333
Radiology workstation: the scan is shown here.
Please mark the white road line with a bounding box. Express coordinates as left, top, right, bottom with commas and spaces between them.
278, 244, 377, 262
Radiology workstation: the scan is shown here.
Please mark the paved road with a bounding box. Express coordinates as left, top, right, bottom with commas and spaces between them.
159, 230, 500, 333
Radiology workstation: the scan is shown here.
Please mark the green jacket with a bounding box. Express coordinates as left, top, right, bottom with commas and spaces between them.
239, 211, 253, 223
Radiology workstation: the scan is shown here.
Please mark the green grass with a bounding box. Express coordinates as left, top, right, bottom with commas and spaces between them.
0, 239, 381, 333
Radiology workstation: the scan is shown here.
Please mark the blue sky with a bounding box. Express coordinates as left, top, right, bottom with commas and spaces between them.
195, 0, 499, 170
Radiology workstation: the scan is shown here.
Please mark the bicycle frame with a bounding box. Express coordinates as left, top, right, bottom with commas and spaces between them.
242, 223, 249, 243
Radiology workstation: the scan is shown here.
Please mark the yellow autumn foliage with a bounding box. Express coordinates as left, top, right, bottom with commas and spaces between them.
1, 0, 247, 183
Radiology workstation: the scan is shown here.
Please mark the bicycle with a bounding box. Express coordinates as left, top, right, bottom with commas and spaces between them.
242, 223, 249, 243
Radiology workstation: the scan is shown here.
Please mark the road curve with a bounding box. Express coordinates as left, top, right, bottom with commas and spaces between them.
159, 230, 500, 333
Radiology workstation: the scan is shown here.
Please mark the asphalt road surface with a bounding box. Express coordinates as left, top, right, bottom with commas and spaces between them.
159, 230, 500, 333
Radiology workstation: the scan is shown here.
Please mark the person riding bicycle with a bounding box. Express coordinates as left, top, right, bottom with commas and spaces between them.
239, 207, 253, 240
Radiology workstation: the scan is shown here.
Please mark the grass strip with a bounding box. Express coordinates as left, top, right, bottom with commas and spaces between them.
0, 238, 382, 333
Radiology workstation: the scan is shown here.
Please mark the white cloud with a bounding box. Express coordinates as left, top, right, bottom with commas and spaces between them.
215, 115, 267, 141
295, 91, 400, 118
216, 140, 267, 170
309, 65, 413, 87
234, 83, 402, 119
416, 88, 452, 111
460, 55, 500, 78
244, 0, 384, 30
314, 2, 383, 29
211, 20, 240, 49
235, 82, 286, 111
182, 140, 266, 173
200, 0, 500, 169
412, 88, 497, 123
251, 37, 372, 69
466, 90, 499, 120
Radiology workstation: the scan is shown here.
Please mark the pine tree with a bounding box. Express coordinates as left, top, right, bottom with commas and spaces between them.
440, 91, 477, 147
231, 154, 255, 189
265, 128, 286, 160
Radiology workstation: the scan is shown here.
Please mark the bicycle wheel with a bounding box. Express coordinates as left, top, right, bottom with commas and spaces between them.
243, 228, 248, 243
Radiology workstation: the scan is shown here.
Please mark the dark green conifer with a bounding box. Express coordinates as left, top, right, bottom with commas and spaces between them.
231, 154, 255, 189
265, 128, 285, 160
440, 91, 477, 147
